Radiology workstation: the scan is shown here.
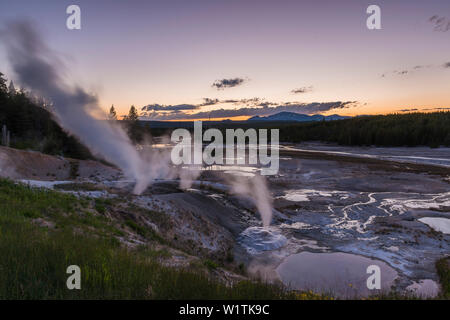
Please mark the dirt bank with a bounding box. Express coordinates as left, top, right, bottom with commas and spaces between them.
0, 146, 120, 181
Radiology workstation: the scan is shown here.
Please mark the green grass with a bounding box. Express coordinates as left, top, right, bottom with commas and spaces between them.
203, 259, 219, 270
0, 178, 302, 299
124, 219, 147, 236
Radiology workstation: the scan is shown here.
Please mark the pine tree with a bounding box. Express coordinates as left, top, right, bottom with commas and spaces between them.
0, 72, 7, 94
127, 105, 139, 122
8, 80, 16, 96
127, 105, 141, 142
108, 104, 117, 120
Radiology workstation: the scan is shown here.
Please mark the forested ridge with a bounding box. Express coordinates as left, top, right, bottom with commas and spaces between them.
0, 71, 146, 159
278, 112, 450, 147
0, 72, 93, 159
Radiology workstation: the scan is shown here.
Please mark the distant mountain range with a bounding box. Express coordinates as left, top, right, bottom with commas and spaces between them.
247, 112, 351, 122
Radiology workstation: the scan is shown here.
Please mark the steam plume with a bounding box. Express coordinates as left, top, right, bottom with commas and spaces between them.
1, 20, 153, 193
226, 174, 273, 227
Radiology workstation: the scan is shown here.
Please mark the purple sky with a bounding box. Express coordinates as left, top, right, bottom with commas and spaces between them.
1, 0, 450, 119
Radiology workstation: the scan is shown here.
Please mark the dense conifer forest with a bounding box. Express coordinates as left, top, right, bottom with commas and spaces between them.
0, 72, 92, 159
277, 112, 450, 147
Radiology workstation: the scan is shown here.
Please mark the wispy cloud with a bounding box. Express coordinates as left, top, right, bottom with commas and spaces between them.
291, 86, 313, 94
397, 108, 418, 112
198, 98, 219, 106
398, 107, 450, 112
141, 104, 199, 111
380, 62, 450, 78
429, 15, 450, 32
212, 77, 246, 90
422, 107, 450, 111
382, 69, 413, 78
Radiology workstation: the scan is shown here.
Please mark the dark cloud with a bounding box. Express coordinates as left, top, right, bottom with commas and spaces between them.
381, 64, 436, 78
198, 98, 219, 106
200, 98, 241, 105
429, 15, 450, 32
200, 97, 256, 106
212, 77, 246, 90
141, 97, 265, 115
291, 86, 313, 94
443, 62, 450, 68
394, 70, 408, 76
236, 97, 260, 106
219, 98, 263, 106
398, 108, 418, 112
401, 107, 450, 112
257, 101, 278, 108
141, 101, 358, 120
141, 103, 199, 111
381, 69, 409, 78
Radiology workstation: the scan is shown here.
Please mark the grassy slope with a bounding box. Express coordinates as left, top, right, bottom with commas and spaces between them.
0, 178, 317, 300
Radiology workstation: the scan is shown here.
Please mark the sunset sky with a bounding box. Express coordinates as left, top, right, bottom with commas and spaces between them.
1, 0, 450, 120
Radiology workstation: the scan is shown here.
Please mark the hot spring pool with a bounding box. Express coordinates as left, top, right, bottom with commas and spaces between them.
276, 251, 398, 298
